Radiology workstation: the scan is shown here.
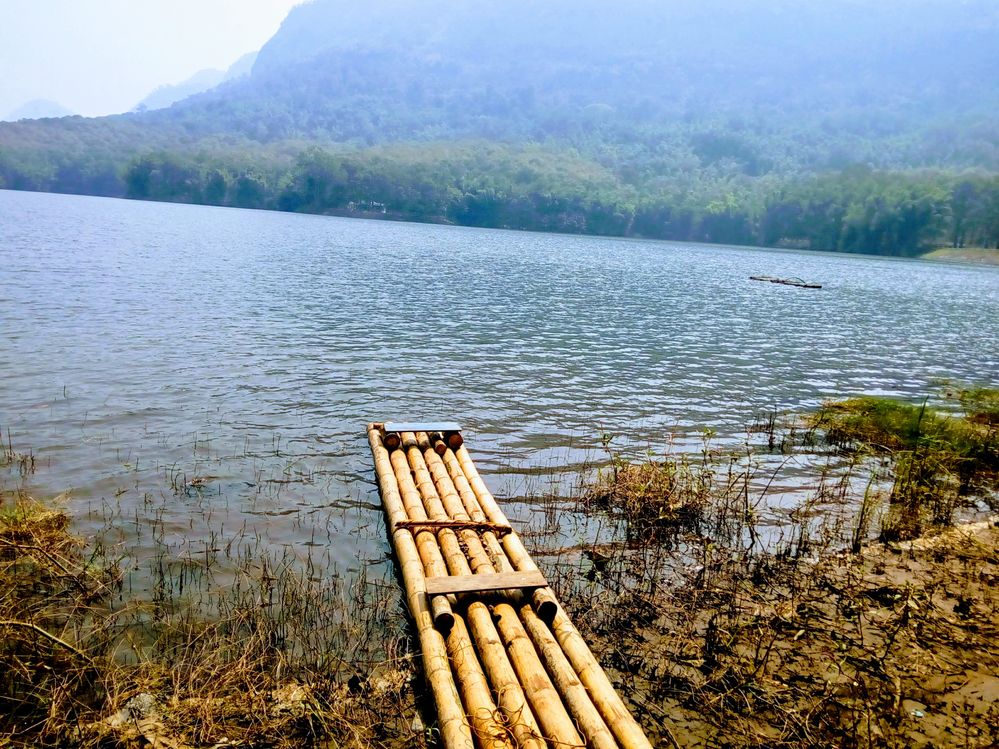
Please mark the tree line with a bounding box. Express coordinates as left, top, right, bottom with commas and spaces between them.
2, 136, 996, 255
112, 145, 998, 255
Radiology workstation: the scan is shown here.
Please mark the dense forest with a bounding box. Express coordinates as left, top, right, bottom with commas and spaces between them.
1, 0, 998, 254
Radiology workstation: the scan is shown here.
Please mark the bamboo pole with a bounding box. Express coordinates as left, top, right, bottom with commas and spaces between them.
548, 607, 653, 749
367, 426, 472, 749
400, 433, 546, 749
455, 445, 652, 749
447, 614, 517, 749
416, 432, 496, 577
491, 604, 585, 747
439, 448, 513, 575
442, 463, 618, 749
464, 602, 546, 749
400, 433, 476, 580
519, 604, 619, 749
451, 446, 559, 622
389, 438, 456, 630
445, 458, 618, 749
412, 435, 584, 749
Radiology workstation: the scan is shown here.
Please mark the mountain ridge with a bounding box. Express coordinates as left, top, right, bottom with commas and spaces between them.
2, 98, 76, 123
135, 52, 259, 112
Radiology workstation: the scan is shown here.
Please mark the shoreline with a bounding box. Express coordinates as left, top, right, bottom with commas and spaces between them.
5, 187, 999, 265
3, 393, 997, 746
920, 247, 999, 265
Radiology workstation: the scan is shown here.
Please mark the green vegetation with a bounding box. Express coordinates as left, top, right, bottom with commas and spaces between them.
955, 386, 999, 426
17, 138, 991, 255
2, 0, 999, 255
125, 148, 999, 254
921, 247, 999, 265
5, 134, 998, 254
808, 392, 998, 539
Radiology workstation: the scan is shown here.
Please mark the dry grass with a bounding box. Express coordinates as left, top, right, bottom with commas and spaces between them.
586, 456, 711, 533
0, 488, 422, 748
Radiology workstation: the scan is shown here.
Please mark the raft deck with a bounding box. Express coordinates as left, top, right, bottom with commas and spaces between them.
367, 423, 653, 749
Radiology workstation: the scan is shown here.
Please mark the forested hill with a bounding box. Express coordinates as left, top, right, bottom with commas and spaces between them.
2, 0, 998, 255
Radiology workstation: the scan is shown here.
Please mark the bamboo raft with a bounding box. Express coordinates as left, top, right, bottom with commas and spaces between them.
367, 422, 653, 749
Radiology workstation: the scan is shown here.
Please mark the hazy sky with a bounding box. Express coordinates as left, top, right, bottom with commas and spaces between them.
0, 0, 304, 118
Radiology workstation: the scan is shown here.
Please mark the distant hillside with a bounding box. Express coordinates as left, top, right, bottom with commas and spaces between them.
136, 69, 226, 113
1, 0, 997, 254
3, 99, 75, 122
135, 52, 258, 112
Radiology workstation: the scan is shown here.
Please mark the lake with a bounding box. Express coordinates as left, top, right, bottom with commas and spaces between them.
1, 189, 997, 576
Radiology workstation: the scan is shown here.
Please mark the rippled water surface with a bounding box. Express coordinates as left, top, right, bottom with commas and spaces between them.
2, 190, 997, 568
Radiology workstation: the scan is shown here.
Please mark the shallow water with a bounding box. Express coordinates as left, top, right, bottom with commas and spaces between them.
1, 189, 997, 575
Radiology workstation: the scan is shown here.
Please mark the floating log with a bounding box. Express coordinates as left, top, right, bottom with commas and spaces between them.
750, 275, 822, 289
366, 422, 654, 749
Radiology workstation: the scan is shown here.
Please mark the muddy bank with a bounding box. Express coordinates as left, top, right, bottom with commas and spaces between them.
560, 511, 998, 747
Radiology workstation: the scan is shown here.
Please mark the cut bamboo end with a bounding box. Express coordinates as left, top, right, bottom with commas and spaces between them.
431, 595, 456, 632
430, 432, 449, 455
532, 588, 559, 623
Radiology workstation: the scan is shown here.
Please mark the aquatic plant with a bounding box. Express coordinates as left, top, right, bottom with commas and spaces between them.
808, 393, 997, 539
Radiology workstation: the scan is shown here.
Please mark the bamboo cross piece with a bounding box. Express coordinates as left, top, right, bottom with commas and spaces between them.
395, 518, 514, 537
366, 421, 654, 749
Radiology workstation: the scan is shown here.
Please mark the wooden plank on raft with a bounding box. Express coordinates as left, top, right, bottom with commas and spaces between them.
384, 421, 462, 434
425, 570, 548, 596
